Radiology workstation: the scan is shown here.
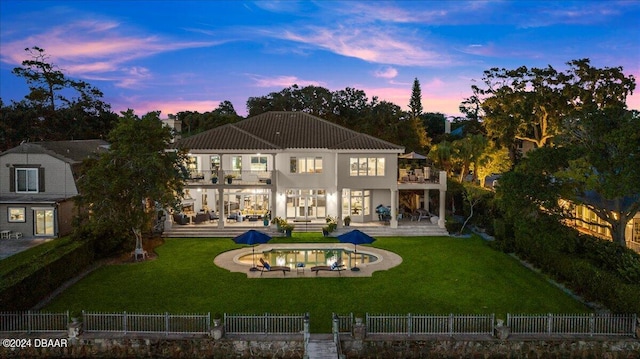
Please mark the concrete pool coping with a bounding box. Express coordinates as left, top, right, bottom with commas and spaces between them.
214, 243, 402, 278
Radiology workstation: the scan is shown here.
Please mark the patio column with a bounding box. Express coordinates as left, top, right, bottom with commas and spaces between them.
438, 171, 446, 228
218, 187, 225, 229
390, 189, 398, 228
337, 188, 344, 229
424, 189, 430, 212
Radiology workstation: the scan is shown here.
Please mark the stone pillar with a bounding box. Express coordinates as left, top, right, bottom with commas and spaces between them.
67, 317, 82, 340
390, 189, 398, 228
211, 316, 224, 340
494, 319, 510, 340
438, 171, 446, 228
353, 316, 366, 340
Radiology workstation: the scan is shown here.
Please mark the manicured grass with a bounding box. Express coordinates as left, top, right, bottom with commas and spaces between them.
44, 234, 589, 332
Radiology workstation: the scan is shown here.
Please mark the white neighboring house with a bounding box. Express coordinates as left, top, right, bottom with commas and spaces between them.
0, 140, 109, 238
170, 111, 447, 230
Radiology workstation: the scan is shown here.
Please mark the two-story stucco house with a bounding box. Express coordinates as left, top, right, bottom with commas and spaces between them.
0, 140, 109, 238
168, 111, 447, 233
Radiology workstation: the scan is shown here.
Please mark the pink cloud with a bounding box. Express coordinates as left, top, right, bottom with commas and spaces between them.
0, 19, 220, 87
112, 99, 221, 117
280, 25, 451, 67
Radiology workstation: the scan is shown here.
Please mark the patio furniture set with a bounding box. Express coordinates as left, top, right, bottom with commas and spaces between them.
1, 230, 23, 239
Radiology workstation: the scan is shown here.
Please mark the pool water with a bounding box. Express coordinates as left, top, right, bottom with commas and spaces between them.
239, 248, 378, 269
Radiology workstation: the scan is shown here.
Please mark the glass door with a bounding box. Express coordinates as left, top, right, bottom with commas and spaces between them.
34, 209, 55, 236
286, 189, 325, 219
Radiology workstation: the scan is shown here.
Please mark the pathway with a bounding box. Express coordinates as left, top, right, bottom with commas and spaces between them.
306, 335, 338, 359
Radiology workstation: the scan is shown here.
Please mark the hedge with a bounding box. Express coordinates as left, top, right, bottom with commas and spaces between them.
496, 214, 640, 314
0, 237, 95, 311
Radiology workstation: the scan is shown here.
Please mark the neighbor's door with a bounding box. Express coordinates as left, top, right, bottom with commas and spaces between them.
34, 209, 55, 236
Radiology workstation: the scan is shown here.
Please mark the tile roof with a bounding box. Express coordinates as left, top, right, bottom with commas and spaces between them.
176, 111, 404, 152
1, 140, 109, 163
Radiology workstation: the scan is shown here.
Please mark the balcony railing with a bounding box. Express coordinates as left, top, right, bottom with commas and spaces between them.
187, 170, 273, 186
398, 167, 441, 184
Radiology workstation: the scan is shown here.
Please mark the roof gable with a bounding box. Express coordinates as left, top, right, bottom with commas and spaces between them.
1, 140, 109, 163
176, 111, 404, 152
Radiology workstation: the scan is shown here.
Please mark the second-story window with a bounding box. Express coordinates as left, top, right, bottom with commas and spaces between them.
349, 157, 385, 176
290, 157, 323, 174
250, 156, 267, 171
16, 168, 39, 193
186, 156, 200, 179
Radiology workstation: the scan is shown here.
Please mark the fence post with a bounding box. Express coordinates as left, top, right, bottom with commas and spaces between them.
448, 314, 454, 336
547, 313, 552, 335
27, 310, 32, 334
303, 313, 310, 359
123, 311, 127, 335
332, 313, 339, 342
264, 312, 268, 334
407, 313, 412, 337
207, 312, 211, 333
165, 312, 170, 336
589, 313, 594, 337
633, 314, 638, 338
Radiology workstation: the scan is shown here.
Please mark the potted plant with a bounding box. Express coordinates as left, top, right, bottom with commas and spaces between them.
282, 223, 294, 237
211, 175, 218, 184
225, 174, 234, 184
271, 216, 285, 232
322, 226, 330, 237
344, 216, 351, 227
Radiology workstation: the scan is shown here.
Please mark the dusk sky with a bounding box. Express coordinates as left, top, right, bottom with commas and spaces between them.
1, 1, 639, 118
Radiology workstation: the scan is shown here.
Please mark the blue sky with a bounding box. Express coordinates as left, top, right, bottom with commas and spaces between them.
1, 1, 638, 117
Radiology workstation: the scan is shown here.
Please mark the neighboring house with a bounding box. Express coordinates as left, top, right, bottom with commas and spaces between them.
0, 140, 109, 238
569, 195, 640, 254
170, 111, 447, 230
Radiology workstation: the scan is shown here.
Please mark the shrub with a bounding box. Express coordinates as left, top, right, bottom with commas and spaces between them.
507, 213, 640, 314
0, 237, 95, 310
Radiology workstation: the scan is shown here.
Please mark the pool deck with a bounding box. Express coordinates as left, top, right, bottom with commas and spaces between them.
214, 243, 402, 278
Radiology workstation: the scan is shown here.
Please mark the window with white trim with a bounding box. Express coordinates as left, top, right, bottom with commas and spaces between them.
290, 157, 323, 174
349, 157, 385, 176
16, 168, 39, 193
250, 156, 268, 171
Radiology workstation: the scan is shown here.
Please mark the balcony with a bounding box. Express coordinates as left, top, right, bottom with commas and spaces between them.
397, 167, 440, 184
187, 170, 273, 186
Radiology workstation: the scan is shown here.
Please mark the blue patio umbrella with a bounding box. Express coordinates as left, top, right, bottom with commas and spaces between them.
232, 230, 272, 271
337, 230, 376, 271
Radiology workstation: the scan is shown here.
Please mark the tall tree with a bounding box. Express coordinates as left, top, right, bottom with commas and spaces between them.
557, 108, 640, 246
7, 46, 116, 147
408, 78, 423, 119
75, 110, 188, 255
480, 64, 568, 150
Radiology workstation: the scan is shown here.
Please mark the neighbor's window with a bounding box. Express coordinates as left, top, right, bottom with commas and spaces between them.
349, 157, 385, 176
8, 207, 26, 222
290, 157, 323, 174
16, 168, 39, 193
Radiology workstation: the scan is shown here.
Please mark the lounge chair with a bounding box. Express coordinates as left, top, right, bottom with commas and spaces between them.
311, 260, 346, 276
258, 258, 291, 276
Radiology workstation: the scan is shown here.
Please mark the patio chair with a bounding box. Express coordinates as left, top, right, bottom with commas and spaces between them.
258, 258, 291, 276
311, 259, 346, 276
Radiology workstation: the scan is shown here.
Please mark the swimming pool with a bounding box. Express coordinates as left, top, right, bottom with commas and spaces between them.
239, 248, 378, 269
214, 243, 402, 277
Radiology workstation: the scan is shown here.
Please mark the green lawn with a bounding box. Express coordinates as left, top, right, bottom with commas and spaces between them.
45, 234, 589, 332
